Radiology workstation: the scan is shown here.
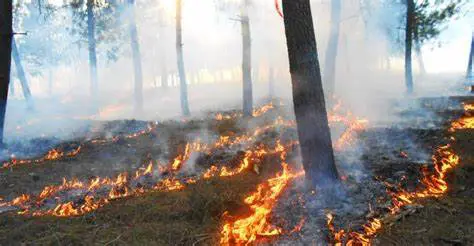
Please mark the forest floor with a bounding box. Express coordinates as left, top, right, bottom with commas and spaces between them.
0, 96, 472, 245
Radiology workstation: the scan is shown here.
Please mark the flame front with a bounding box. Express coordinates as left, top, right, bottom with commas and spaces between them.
327, 102, 471, 245
219, 141, 304, 245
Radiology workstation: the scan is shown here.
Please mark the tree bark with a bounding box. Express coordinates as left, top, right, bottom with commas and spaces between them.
0, 1, 13, 145
466, 32, 473, 92
176, 0, 190, 116
128, 0, 143, 113
323, 0, 341, 97
87, 0, 98, 104
241, 0, 253, 117
405, 0, 414, 94
12, 39, 33, 109
282, 0, 339, 188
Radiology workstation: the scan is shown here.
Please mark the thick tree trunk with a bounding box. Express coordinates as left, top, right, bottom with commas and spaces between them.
323, 0, 341, 97
241, 0, 253, 117
176, 0, 190, 116
0, 1, 13, 145
128, 0, 143, 113
415, 41, 426, 75
282, 0, 339, 188
405, 0, 414, 94
87, 0, 98, 104
12, 39, 33, 109
466, 32, 473, 92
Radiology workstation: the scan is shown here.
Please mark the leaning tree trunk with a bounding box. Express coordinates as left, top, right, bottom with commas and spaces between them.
323, 0, 341, 97
176, 0, 190, 116
282, 0, 339, 188
12, 39, 34, 110
0, 1, 13, 146
241, 0, 253, 117
405, 0, 415, 94
466, 32, 473, 93
87, 0, 99, 105
128, 0, 143, 113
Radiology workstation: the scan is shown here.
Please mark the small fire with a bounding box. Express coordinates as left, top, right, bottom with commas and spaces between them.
252, 102, 274, 117
2, 123, 157, 170
327, 101, 468, 245
219, 141, 304, 244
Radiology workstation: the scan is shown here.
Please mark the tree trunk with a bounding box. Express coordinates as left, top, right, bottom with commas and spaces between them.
323, 0, 341, 97
0, 1, 13, 145
268, 66, 274, 99
176, 0, 190, 116
128, 0, 143, 113
282, 0, 339, 188
87, 0, 99, 104
415, 40, 426, 75
405, 0, 414, 94
466, 32, 473, 92
12, 39, 34, 109
241, 0, 253, 117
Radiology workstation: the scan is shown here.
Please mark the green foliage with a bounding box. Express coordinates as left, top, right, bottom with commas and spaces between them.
67, 0, 127, 62
413, 0, 464, 44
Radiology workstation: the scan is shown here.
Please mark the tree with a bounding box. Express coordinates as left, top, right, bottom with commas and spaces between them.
176, 0, 190, 116
12, 38, 34, 110
241, 0, 253, 117
282, 0, 339, 188
87, 0, 99, 103
467, 32, 473, 92
127, 0, 143, 113
68, 0, 126, 109
405, 0, 415, 94
323, 0, 341, 97
400, 0, 463, 94
0, 0, 13, 146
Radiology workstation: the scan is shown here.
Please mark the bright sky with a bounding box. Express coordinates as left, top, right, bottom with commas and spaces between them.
423, 12, 473, 73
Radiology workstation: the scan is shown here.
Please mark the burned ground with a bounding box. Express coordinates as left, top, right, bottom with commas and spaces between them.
0, 96, 472, 245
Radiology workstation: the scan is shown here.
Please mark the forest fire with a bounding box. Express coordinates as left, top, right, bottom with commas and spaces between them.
326, 102, 470, 245
2, 123, 157, 169
0, 101, 367, 243
219, 141, 304, 245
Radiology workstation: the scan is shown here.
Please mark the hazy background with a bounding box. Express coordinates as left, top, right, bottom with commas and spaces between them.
4, 0, 473, 141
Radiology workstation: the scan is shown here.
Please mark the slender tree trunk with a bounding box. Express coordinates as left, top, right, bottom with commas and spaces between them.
176, 0, 190, 116
405, 0, 414, 94
466, 32, 473, 92
0, 1, 13, 145
87, 0, 98, 105
241, 0, 253, 117
128, 0, 143, 113
268, 66, 274, 99
415, 40, 426, 75
282, 0, 339, 188
323, 0, 341, 97
12, 39, 33, 109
